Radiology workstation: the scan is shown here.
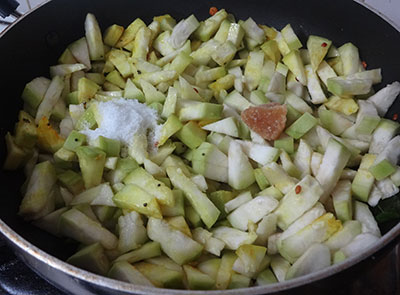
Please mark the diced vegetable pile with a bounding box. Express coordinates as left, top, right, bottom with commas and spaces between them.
4, 7, 400, 290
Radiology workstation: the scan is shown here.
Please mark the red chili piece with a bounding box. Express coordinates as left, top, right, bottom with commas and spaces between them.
295, 185, 302, 194
393, 113, 398, 121
193, 87, 199, 93
209, 7, 218, 16
362, 61, 367, 69
321, 42, 328, 47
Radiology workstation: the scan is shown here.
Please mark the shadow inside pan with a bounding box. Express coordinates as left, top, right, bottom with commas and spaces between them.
0, 0, 399, 289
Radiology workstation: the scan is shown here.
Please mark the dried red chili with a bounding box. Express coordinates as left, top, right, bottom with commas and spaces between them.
295, 185, 302, 194
393, 113, 398, 121
193, 87, 199, 93
362, 61, 367, 69
321, 42, 328, 47
209, 7, 218, 16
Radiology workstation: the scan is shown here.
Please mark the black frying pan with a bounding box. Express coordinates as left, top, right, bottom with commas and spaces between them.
0, 0, 399, 294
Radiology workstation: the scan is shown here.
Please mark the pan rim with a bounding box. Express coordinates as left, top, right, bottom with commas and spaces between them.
0, 0, 399, 294
0, 0, 51, 37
